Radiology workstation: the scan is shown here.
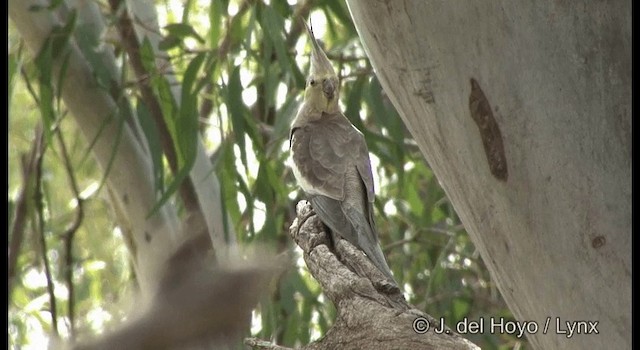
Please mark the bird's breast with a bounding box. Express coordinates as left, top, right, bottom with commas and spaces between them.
290, 136, 322, 196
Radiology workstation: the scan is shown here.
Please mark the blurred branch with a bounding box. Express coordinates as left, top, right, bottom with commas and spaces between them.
55, 128, 84, 339
109, 0, 177, 172
8, 123, 45, 295
71, 232, 277, 350
383, 224, 465, 251
33, 125, 59, 336
425, 235, 456, 303
20, 67, 41, 105
245, 337, 294, 350
425, 289, 506, 311
121, 60, 177, 90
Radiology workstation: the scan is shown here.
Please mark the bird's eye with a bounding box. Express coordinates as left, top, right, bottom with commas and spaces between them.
309, 79, 316, 86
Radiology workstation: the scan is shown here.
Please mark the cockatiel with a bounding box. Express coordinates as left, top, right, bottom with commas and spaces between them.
289, 21, 396, 284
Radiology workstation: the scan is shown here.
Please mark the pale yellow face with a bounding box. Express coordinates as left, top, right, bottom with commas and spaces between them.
304, 74, 340, 114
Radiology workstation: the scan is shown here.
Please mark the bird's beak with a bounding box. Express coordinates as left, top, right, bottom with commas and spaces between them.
322, 79, 335, 101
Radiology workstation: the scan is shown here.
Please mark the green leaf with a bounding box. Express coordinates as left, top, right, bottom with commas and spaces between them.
263, 64, 279, 117
158, 36, 182, 51
272, 95, 299, 143
137, 101, 164, 194
138, 38, 158, 73
259, 298, 276, 339
271, 0, 292, 17
227, 65, 248, 166
177, 52, 205, 166
33, 40, 55, 143
146, 49, 203, 217
260, 6, 291, 76
282, 307, 301, 345
208, 0, 223, 46
51, 9, 77, 57
147, 159, 193, 219
452, 297, 471, 320
344, 75, 365, 128
28, 0, 63, 12
55, 52, 71, 111
8, 46, 23, 116
140, 38, 179, 141
299, 300, 312, 343
164, 23, 205, 43
219, 140, 241, 226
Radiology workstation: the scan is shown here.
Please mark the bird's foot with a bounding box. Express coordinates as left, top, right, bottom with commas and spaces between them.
295, 209, 318, 237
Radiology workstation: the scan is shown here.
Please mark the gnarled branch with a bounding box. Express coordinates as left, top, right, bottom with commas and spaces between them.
247, 201, 479, 350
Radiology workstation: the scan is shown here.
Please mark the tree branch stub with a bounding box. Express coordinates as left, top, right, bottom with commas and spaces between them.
283, 201, 479, 350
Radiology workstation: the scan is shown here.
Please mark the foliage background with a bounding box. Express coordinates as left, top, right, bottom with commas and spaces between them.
8, 0, 524, 349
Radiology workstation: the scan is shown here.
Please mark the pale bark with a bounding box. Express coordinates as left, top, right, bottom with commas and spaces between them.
346, 1, 631, 349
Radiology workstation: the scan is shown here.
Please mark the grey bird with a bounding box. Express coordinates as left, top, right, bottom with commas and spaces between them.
289, 22, 396, 284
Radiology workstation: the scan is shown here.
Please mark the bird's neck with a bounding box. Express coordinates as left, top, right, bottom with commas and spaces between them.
293, 100, 340, 126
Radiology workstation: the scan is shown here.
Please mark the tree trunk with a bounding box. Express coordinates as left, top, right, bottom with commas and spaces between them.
346, 1, 631, 349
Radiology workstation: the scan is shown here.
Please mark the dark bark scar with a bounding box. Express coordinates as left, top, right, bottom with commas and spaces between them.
468, 78, 508, 181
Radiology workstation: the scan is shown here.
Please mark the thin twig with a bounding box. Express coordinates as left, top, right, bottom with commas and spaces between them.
20, 67, 41, 106
338, 67, 374, 81
55, 128, 84, 339
424, 234, 456, 303
326, 53, 369, 63
383, 224, 465, 251
244, 337, 295, 350
9, 125, 43, 295
33, 125, 58, 335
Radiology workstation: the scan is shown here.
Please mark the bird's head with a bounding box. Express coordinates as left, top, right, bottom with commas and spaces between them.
303, 21, 340, 114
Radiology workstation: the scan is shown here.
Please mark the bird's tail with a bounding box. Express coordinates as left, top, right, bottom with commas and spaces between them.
355, 219, 397, 283
310, 196, 397, 284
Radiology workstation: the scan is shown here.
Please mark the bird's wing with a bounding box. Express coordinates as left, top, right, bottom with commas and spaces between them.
310, 195, 359, 247
290, 114, 356, 201
312, 183, 394, 282
351, 124, 378, 238
353, 131, 375, 205
342, 201, 395, 281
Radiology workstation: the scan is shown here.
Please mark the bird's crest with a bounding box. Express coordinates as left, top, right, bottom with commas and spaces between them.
302, 20, 336, 77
